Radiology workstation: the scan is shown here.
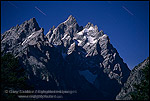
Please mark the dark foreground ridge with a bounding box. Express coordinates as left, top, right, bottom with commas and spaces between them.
116, 57, 149, 100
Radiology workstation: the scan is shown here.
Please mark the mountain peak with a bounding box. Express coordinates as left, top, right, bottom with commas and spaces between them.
64, 15, 77, 25
30, 18, 39, 25
23, 17, 40, 31
30, 17, 36, 21
68, 15, 74, 19
85, 22, 94, 29
27, 17, 37, 24
100, 30, 104, 33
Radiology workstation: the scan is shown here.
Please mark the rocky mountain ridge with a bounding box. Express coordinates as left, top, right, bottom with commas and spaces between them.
1, 15, 131, 100
116, 57, 149, 100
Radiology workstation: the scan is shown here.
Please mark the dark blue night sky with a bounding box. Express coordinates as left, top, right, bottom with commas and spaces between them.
1, 1, 149, 69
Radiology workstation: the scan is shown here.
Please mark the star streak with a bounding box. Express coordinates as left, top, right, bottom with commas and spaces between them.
122, 6, 134, 16
35, 6, 47, 16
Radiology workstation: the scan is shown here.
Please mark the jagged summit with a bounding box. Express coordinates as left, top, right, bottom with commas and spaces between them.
22, 17, 37, 25
25, 17, 40, 31
100, 30, 104, 34
68, 15, 74, 19
84, 22, 99, 33
46, 15, 80, 45
29, 17, 36, 22
85, 22, 94, 28
63, 15, 77, 25
1, 17, 43, 55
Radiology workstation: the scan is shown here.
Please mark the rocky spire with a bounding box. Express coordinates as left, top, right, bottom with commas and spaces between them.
21, 17, 40, 32
63, 15, 77, 25
28, 17, 37, 23
46, 26, 55, 41
46, 15, 80, 46
85, 22, 94, 29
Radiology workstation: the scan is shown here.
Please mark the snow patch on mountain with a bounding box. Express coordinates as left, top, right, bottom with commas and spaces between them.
22, 32, 34, 45
77, 40, 82, 46
87, 36, 97, 44
88, 26, 95, 31
62, 34, 68, 40
77, 31, 84, 36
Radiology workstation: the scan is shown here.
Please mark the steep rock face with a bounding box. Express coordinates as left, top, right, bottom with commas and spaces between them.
1, 15, 131, 100
1, 18, 40, 55
116, 57, 149, 100
1, 18, 61, 90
